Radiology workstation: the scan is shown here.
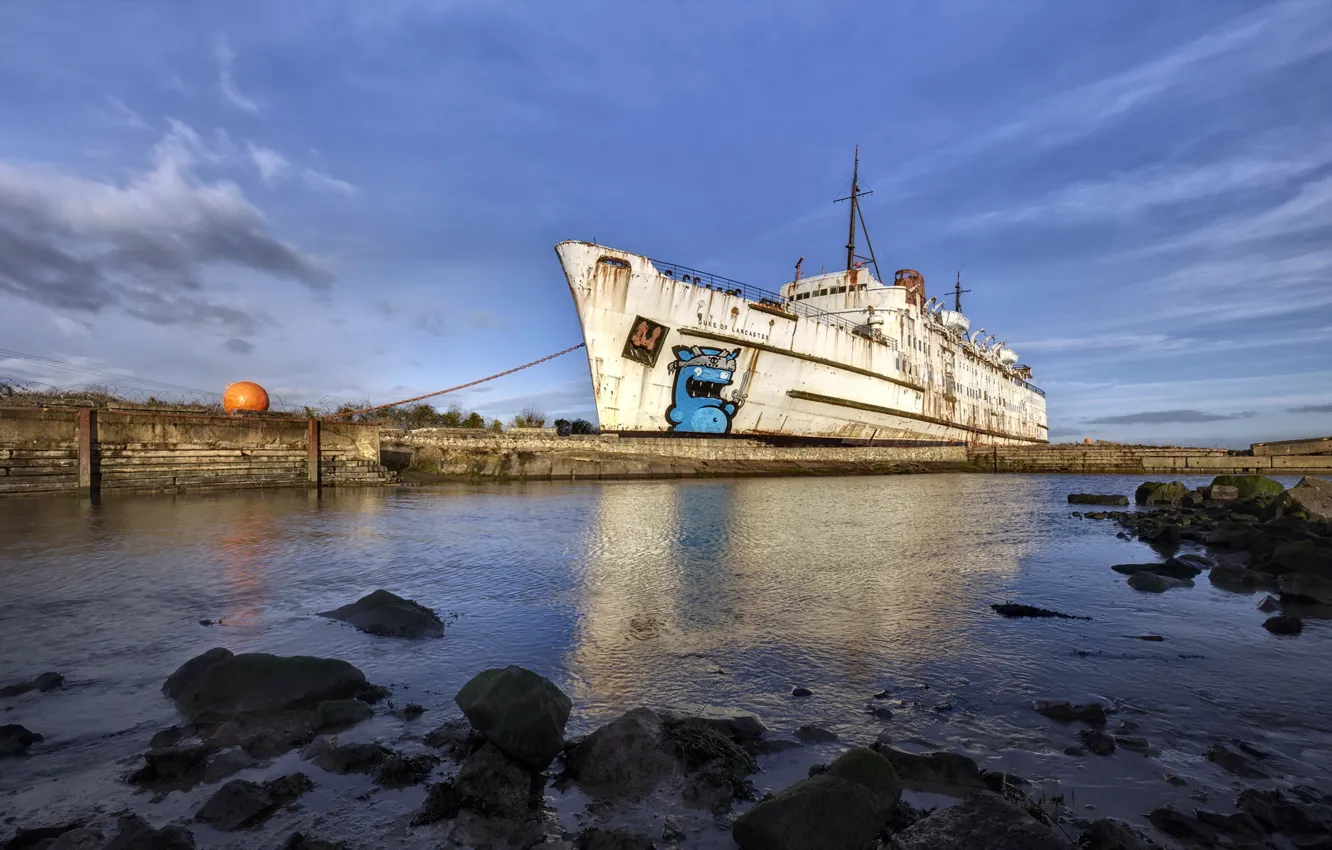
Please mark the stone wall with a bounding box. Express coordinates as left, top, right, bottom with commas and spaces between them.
384, 429, 970, 480
967, 443, 1332, 474
0, 407, 392, 497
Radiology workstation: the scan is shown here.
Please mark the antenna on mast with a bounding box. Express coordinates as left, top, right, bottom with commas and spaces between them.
833, 146, 880, 279
952, 268, 971, 312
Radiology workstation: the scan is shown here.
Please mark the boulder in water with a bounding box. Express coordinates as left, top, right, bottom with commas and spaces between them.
869, 740, 986, 795
1202, 484, 1239, 501
163, 648, 233, 700
170, 651, 366, 722
1134, 481, 1189, 505
1286, 476, 1332, 520
0, 724, 42, 757
318, 589, 444, 638
194, 774, 314, 831
564, 707, 678, 796
890, 792, 1069, 849
453, 742, 533, 816
1263, 615, 1303, 635
732, 747, 900, 850
454, 666, 572, 768
1206, 743, 1269, 778
1279, 573, 1332, 604
104, 814, 196, 850
0, 672, 64, 698
1080, 729, 1116, 756
1127, 572, 1192, 592
656, 704, 768, 740
1067, 494, 1128, 506
1032, 700, 1106, 725
1210, 475, 1284, 501
1111, 559, 1200, 580
575, 828, 657, 850
795, 724, 838, 742
314, 698, 374, 731
46, 828, 104, 850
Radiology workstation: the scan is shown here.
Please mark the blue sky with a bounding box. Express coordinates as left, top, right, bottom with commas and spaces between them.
1, 0, 1329, 447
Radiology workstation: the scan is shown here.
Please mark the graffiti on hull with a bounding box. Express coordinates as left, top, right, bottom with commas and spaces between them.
666, 345, 744, 434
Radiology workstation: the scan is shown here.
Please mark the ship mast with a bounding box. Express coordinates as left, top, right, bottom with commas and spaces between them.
833, 146, 881, 279
952, 270, 971, 312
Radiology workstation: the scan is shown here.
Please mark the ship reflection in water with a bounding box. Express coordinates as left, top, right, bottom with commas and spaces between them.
565, 476, 1041, 715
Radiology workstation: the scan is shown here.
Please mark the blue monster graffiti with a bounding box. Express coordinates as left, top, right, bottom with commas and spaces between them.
665, 345, 744, 434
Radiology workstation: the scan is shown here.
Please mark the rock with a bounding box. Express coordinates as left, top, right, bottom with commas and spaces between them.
1287, 476, 1332, 520
662, 818, 686, 843
732, 748, 900, 850
868, 704, 894, 720
1077, 818, 1156, 850
683, 759, 741, 813
1033, 700, 1107, 725
1079, 729, 1115, 756
3, 822, 86, 850
1212, 475, 1285, 501
46, 828, 104, 850
990, 603, 1091, 620
454, 665, 572, 768
0, 724, 42, 757
1135, 481, 1190, 505
1209, 565, 1274, 589
304, 739, 390, 775
1192, 809, 1266, 841
1068, 494, 1129, 506
1111, 559, 1201, 580
1236, 786, 1332, 835
454, 742, 533, 816
0, 672, 64, 698
1280, 573, 1332, 604
318, 589, 444, 638
791, 687, 813, 697
1258, 594, 1281, 612
1264, 615, 1304, 635
755, 739, 802, 754
194, 773, 314, 831
575, 828, 657, 850
657, 705, 768, 740
423, 717, 480, 757
400, 703, 426, 720
1268, 539, 1332, 576
314, 698, 373, 731
1126, 572, 1192, 592
281, 834, 347, 850
104, 814, 196, 850
1113, 736, 1150, 752
565, 708, 678, 796
374, 753, 439, 788
163, 648, 233, 700
795, 724, 838, 742
1205, 484, 1239, 501
869, 743, 987, 795
1206, 743, 1268, 778
128, 745, 213, 788
171, 652, 367, 722
1206, 521, 1259, 549
203, 747, 256, 783
411, 781, 462, 825
892, 792, 1069, 849
1147, 807, 1218, 845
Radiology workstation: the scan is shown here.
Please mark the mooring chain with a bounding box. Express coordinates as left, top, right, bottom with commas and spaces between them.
326, 343, 586, 419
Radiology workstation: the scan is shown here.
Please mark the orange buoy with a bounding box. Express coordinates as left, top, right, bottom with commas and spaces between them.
223, 381, 270, 414
1084, 437, 1093, 445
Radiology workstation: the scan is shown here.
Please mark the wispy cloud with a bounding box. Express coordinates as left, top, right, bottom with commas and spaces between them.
247, 142, 290, 184
224, 338, 255, 354
105, 96, 152, 132
302, 169, 357, 196
1289, 402, 1332, 414
1018, 333, 1193, 354
215, 35, 261, 115
1084, 409, 1255, 425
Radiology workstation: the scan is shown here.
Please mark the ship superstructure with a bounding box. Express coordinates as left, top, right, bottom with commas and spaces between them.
555, 152, 1047, 445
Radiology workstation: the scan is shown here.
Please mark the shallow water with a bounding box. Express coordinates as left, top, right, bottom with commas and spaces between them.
1, 473, 1328, 847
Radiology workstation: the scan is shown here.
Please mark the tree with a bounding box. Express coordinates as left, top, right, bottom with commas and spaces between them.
441, 403, 465, 428
463, 411, 485, 429
490, 418, 503, 433
515, 407, 547, 428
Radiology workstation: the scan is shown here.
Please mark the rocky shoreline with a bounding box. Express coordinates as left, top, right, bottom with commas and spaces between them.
4, 476, 1331, 850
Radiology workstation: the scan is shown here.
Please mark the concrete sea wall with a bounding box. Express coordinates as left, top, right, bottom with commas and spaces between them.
0, 407, 392, 497
384, 429, 970, 480
967, 442, 1332, 475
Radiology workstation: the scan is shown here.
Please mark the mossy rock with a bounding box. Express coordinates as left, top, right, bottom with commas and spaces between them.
1211, 475, 1285, 501
1134, 481, 1189, 505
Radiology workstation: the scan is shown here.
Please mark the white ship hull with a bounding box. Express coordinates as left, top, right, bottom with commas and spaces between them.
556, 241, 1048, 446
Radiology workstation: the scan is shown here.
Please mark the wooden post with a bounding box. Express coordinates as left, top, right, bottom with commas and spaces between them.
308, 418, 322, 488
77, 408, 100, 496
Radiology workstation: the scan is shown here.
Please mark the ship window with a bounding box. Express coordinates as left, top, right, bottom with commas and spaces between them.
598, 256, 631, 270
835, 286, 846, 294
816, 289, 827, 296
